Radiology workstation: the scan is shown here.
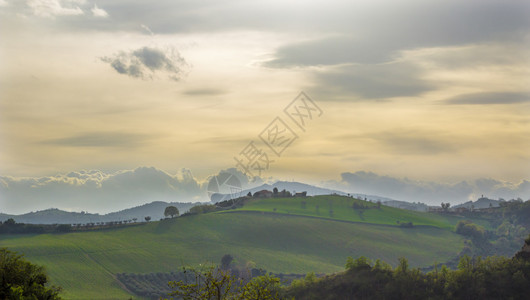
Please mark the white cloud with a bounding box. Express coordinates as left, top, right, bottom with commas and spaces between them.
101, 46, 190, 81
91, 3, 107, 17
335, 171, 530, 205
0, 167, 206, 214
2, 167, 528, 215
28, 0, 84, 18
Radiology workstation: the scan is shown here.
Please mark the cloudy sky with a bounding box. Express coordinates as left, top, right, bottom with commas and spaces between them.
0, 0, 529, 214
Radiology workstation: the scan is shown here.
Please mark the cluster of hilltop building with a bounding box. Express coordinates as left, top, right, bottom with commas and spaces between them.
249, 189, 307, 198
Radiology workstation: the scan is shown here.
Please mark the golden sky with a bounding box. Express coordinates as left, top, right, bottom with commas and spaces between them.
0, 0, 529, 213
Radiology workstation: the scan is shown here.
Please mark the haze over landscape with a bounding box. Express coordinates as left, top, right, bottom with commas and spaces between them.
1, 1, 529, 211
2, 2, 530, 300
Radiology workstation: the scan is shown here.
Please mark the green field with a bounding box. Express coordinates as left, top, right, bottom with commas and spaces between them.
234, 195, 492, 229
1, 196, 475, 299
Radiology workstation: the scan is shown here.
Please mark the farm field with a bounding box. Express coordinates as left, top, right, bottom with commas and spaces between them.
1, 196, 470, 299
233, 195, 493, 229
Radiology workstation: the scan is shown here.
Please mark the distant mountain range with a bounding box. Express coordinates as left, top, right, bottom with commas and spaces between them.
211, 181, 397, 203
0, 180, 410, 224
381, 200, 430, 212
453, 197, 501, 209
208, 181, 346, 202
0, 201, 197, 225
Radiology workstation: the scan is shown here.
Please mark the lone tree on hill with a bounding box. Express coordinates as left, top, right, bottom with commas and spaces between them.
144, 216, 151, 222
220, 254, 234, 270
164, 206, 180, 218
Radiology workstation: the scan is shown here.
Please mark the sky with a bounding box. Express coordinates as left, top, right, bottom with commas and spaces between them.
0, 0, 529, 214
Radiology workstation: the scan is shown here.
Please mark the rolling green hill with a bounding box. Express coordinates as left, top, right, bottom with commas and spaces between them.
233, 195, 492, 229
1, 196, 472, 299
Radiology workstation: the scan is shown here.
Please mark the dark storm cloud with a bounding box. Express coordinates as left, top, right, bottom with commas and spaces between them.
41, 132, 153, 148
101, 46, 190, 81
9, 1, 527, 52
264, 0, 530, 67
445, 92, 530, 105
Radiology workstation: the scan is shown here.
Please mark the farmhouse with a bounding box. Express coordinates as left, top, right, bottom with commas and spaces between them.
253, 190, 273, 198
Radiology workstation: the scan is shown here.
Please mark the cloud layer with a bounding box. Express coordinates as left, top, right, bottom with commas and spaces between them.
445, 92, 530, 105
40, 131, 153, 148
0, 167, 204, 214
1, 167, 528, 215
335, 171, 530, 205
263, 1, 529, 67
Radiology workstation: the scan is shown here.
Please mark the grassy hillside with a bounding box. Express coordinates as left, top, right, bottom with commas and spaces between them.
233, 195, 492, 229
1, 197, 469, 299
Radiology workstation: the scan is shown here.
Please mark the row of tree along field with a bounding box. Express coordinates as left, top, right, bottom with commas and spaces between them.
0, 217, 149, 234
0, 205, 182, 234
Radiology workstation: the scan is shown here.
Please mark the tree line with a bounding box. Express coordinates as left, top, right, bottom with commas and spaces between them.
0, 218, 147, 234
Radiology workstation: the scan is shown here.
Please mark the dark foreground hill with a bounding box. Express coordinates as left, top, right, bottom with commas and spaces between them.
284, 235, 530, 300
